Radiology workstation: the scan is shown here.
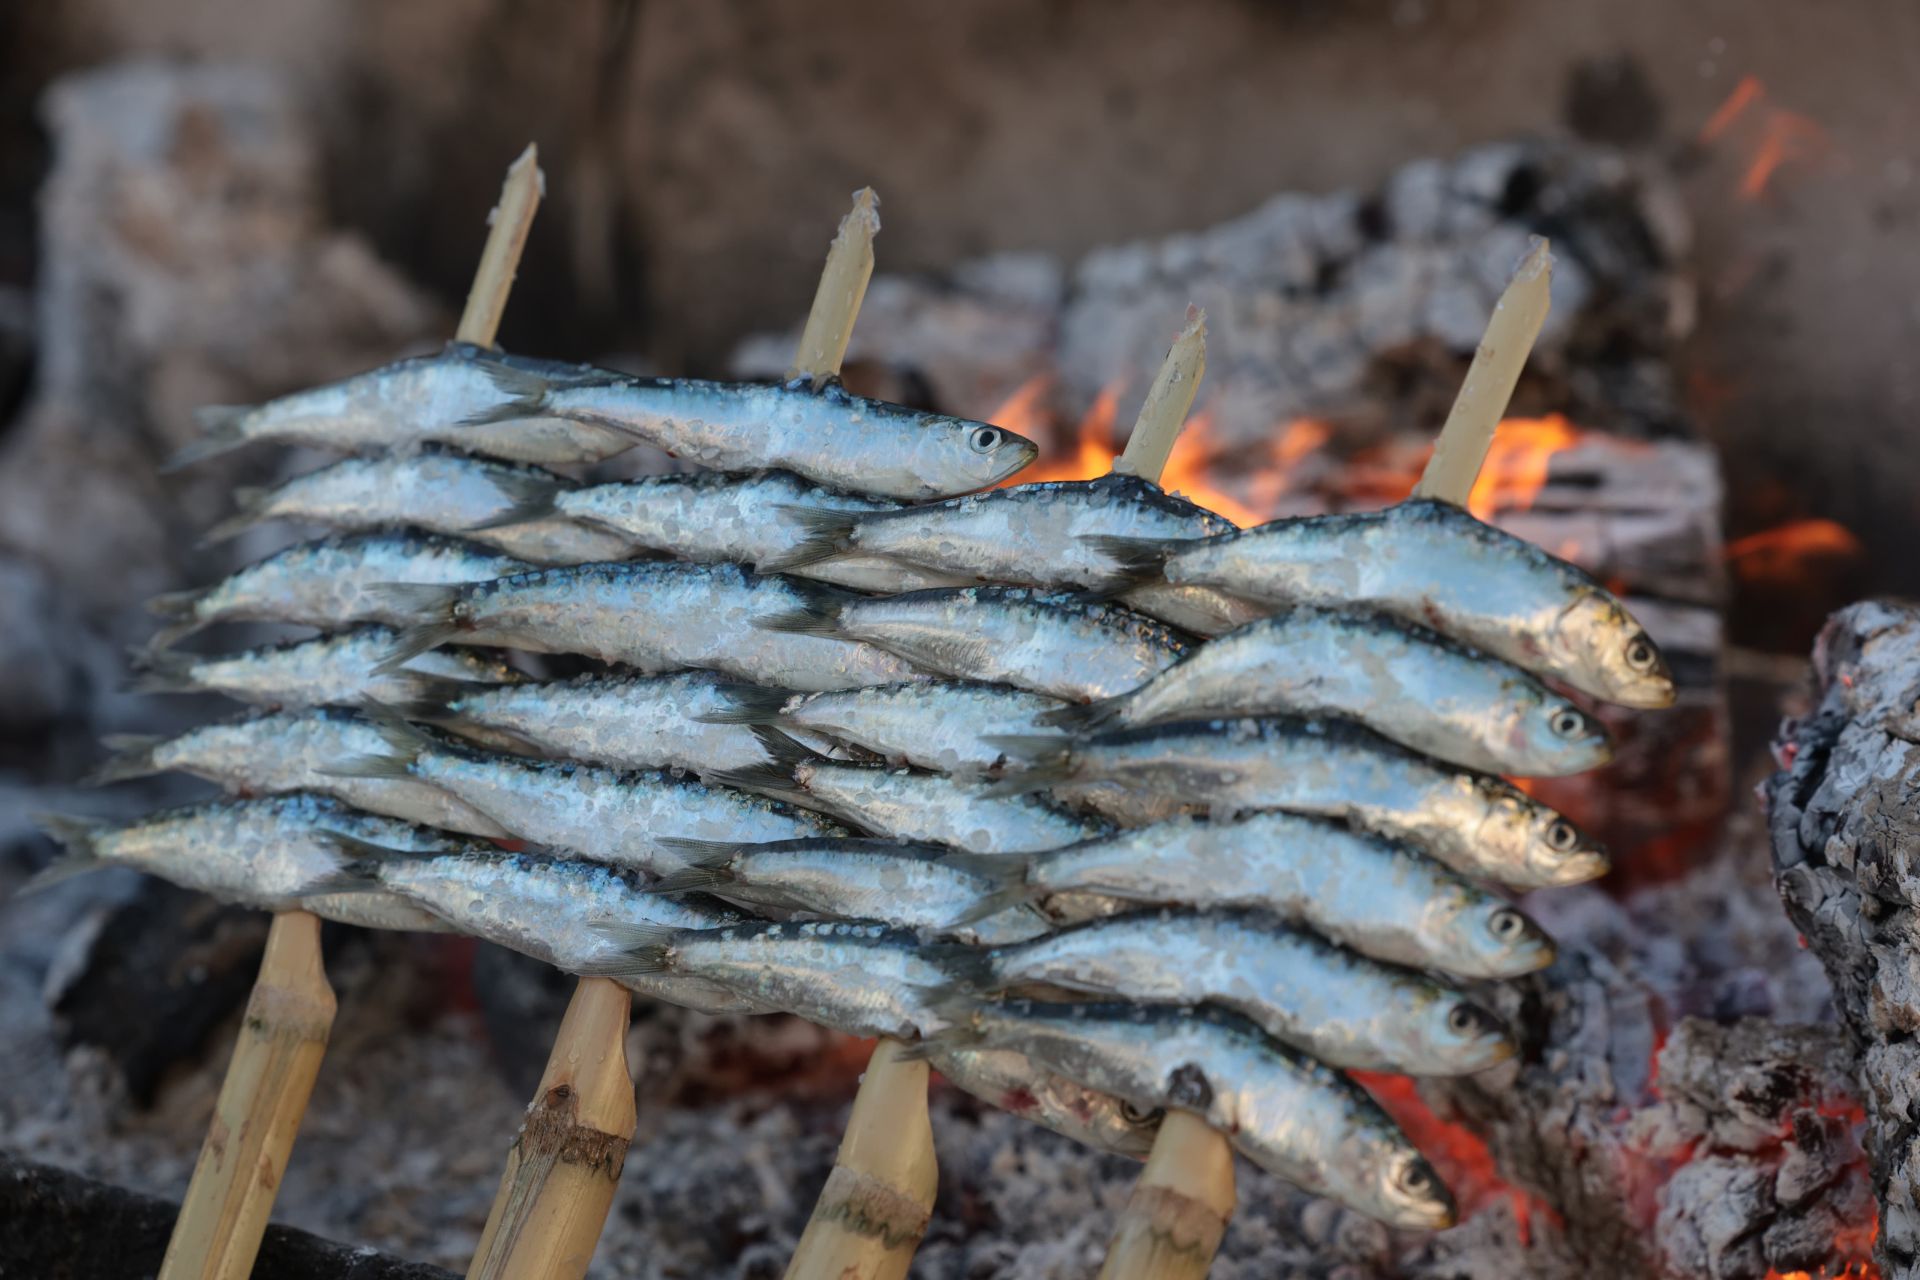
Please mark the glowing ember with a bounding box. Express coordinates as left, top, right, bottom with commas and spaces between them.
1352, 1071, 1550, 1234
1698, 75, 1828, 199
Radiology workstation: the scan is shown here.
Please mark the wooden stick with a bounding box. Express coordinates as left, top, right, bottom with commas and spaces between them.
1114, 305, 1208, 482
1412, 237, 1553, 503
788, 187, 880, 388
466, 976, 636, 1280
457, 143, 545, 349
1096, 311, 1239, 1280
157, 911, 335, 1280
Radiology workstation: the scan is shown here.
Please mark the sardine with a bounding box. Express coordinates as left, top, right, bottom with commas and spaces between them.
930, 999, 1455, 1229
979, 812, 1553, 979
130, 626, 522, 711
32, 793, 462, 932
144, 531, 530, 651
541, 470, 973, 593
410, 670, 801, 776
926, 1043, 1160, 1159
942, 910, 1510, 1075
989, 717, 1608, 888
170, 343, 645, 468
587, 918, 952, 1040
374, 562, 923, 693
88, 708, 511, 839
203, 449, 632, 565
1094, 498, 1676, 708
1048, 606, 1612, 777
649, 837, 1049, 944
701, 680, 1066, 775
759, 587, 1187, 703
343, 843, 765, 1014
449, 360, 1039, 500
715, 756, 1108, 854
332, 716, 845, 873
768, 473, 1262, 635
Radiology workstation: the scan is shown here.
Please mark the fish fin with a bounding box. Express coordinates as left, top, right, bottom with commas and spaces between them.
125, 650, 200, 696
1034, 693, 1128, 733
161, 406, 253, 473
323, 752, 416, 780
753, 582, 849, 638
198, 485, 272, 547
142, 586, 211, 651
644, 865, 734, 896
926, 944, 1003, 995
576, 922, 678, 977
692, 684, 796, 726
469, 469, 568, 531
657, 836, 751, 861
707, 763, 811, 809
1084, 534, 1179, 579
459, 356, 554, 426
355, 701, 437, 754
365, 678, 466, 724
363, 584, 467, 673
20, 814, 109, 894
940, 853, 1044, 924
83, 735, 166, 786
760, 506, 862, 570
749, 724, 828, 771
322, 704, 433, 778
978, 736, 1077, 796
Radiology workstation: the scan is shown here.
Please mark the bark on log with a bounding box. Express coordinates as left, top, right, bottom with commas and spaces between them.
1767, 598, 1920, 1279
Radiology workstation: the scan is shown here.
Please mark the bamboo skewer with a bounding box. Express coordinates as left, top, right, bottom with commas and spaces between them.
780, 189, 945, 1280
156, 910, 335, 1280
450, 148, 644, 1280
1102, 248, 1553, 1280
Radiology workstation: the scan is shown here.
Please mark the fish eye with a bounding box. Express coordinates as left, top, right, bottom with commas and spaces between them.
1119, 1100, 1162, 1126
969, 426, 1002, 454
1545, 819, 1580, 852
1446, 1003, 1487, 1036
1625, 636, 1658, 671
1489, 908, 1527, 942
1549, 708, 1589, 739
1396, 1159, 1436, 1196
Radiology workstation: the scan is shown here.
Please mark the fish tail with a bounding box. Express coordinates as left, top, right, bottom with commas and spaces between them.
1034, 694, 1128, 733
754, 583, 849, 638
364, 584, 467, 673
20, 814, 109, 894
928, 944, 1003, 995
469, 468, 567, 531
899, 992, 988, 1053
747, 724, 827, 772
83, 734, 167, 786
144, 585, 209, 626
978, 735, 1078, 796
198, 485, 272, 547
761, 506, 862, 570
365, 678, 468, 725
938, 850, 1044, 923
692, 684, 796, 726
644, 865, 735, 896
707, 763, 812, 809
1081, 534, 1181, 598
303, 831, 416, 895
125, 650, 200, 696
577, 922, 679, 977
657, 837, 751, 861
460, 354, 555, 426
324, 706, 430, 780
161, 406, 253, 473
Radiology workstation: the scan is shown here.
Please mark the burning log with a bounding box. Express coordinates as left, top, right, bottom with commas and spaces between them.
1767, 599, 1920, 1279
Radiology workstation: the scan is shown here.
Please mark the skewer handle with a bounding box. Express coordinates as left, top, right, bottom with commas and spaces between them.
465, 975, 636, 1280
1098, 1112, 1237, 1280
156, 910, 336, 1280
457, 144, 545, 349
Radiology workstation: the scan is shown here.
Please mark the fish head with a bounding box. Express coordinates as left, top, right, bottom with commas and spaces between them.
1551, 590, 1677, 709
907, 414, 1040, 496
1507, 696, 1613, 774
1408, 992, 1514, 1072
1473, 782, 1611, 888
1442, 901, 1556, 979
1346, 1140, 1458, 1231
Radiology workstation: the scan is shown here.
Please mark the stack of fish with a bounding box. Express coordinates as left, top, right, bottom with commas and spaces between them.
41, 339, 1675, 1231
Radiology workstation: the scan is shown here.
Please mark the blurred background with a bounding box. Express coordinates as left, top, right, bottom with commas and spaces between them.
0, 4, 1912, 1277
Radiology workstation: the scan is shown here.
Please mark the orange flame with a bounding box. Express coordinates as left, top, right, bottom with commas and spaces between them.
1699, 75, 1828, 199
1725, 518, 1864, 589
1464, 414, 1583, 519
1157, 409, 1271, 529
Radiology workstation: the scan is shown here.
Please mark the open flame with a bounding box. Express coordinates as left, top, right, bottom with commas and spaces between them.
1700, 75, 1828, 200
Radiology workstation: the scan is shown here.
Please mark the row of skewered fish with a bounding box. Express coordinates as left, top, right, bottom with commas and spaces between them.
37, 342, 1673, 1230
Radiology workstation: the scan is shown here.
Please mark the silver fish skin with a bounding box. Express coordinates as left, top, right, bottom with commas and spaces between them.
360, 846, 763, 1014
991, 812, 1553, 979
144, 532, 531, 651
760, 586, 1188, 703
339, 722, 846, 874
925, 1044, 1159, 1159
553, 470, 972, 593
717, 758, 1108, 854
1103, 498, 1676, 709
1055, 606, 1613, 778
173, 343, 642, 468
709, 680, 1067, 775
89, 708, 512, 839
132, 626, 521, 711
990, 717, 1608, 889
650, 837, 1051, 944
376, 562, 923, 694
937, 999, 1454, 1230
947, 909, 1511, 1075
496, 369, 1040, 500
421, 671, 796, 776
594, 918, 953, 1040
205, 450, 632, 565
34, 794, 461, 932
